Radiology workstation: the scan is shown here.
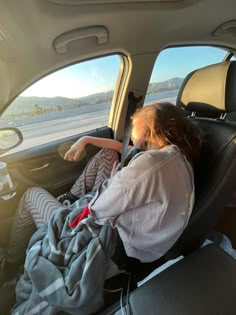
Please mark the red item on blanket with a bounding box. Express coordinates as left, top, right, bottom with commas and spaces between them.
69, 205, 91, 228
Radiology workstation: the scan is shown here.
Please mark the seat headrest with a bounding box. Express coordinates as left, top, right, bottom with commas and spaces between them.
176, 61, 236, 114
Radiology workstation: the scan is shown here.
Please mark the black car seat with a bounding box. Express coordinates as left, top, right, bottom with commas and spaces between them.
168, 60, 236, 258
99, 60, 236, 313
108, 60, 236, 285
98, 60, 236, 314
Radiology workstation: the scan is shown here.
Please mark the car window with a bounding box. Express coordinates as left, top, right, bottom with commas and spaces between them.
144, 46, 227, 106
0, 55, 121, 153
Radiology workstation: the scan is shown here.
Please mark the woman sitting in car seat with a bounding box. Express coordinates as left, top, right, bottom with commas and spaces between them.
0, 102, 202, 284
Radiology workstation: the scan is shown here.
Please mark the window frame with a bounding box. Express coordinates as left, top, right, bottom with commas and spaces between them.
144, 45, 231, 107
0, 53, 127, 154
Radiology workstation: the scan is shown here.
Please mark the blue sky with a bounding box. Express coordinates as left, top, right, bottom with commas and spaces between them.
22, 46, 227, 98
150, 46, 226, 83
22, 56, 121, 98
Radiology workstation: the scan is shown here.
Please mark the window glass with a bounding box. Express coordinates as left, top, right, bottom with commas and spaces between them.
144, 46, 227, 106
0, 55, 121, 153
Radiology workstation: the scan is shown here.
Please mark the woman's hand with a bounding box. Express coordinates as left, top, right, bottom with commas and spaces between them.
64, 137, 87, 161
64, 136, 123, 161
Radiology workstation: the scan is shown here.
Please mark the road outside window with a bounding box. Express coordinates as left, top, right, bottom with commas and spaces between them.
144, 46, 227, 106
0, 55, 121, 153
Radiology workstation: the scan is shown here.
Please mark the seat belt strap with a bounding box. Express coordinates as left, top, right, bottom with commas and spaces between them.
119, 91, 143, 169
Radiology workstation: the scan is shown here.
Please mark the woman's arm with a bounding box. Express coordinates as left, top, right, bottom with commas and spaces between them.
64, 136, 123, 161
89, 151, 147, 218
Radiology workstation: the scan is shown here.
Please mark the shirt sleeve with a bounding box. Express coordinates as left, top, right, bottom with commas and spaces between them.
89, 151, 158, 221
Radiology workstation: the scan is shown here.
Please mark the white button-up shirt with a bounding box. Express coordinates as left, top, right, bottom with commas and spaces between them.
89, 145, 194, 262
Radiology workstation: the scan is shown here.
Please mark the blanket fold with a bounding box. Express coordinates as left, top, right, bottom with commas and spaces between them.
12, 205, 117, 315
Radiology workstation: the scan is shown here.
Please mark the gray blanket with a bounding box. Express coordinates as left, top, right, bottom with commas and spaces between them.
12, 204, 117, 315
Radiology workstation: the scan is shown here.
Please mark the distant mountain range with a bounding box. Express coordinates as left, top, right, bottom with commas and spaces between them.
147, 77, 184, 94
3, 77, 183, 117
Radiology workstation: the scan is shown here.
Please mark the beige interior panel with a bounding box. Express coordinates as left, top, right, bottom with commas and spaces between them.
0, 0, 235, 108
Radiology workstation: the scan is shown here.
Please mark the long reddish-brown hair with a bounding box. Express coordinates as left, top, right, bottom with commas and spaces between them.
132, 102, 202, 165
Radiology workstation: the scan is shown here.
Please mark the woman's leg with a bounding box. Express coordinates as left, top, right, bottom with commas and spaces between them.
70, 148, 119, 197
6, 148, 119, 264
7, 187, 62, 264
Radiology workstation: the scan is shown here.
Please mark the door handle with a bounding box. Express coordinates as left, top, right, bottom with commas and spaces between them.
30, 163, 50, 172
53, 26, 109, 54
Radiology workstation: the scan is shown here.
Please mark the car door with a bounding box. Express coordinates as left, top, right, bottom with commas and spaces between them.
0, 54, 122, 247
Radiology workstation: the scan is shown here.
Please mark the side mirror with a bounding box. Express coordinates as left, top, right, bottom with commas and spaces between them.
0, 128, 23, 154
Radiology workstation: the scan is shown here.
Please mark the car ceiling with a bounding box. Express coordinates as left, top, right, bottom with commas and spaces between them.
0, 0, 236, 111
